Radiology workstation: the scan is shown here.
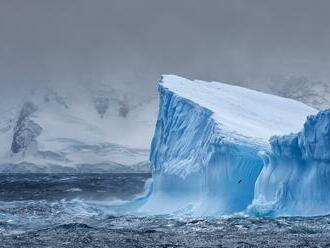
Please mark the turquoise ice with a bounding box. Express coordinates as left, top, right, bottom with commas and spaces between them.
141, 75, 322, 216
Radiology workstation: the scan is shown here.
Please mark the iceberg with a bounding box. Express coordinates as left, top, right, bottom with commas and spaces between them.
141, 75, 317, 215
250, 109, 330, 216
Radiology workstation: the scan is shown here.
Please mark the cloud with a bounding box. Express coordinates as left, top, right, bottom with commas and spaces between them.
0, 0, 329, 95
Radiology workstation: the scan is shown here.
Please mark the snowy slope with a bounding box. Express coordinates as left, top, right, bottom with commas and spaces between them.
0, 83, 157, 173
141, 75, 317, 215
160, 75, 315, 142
269, 76, 330, 110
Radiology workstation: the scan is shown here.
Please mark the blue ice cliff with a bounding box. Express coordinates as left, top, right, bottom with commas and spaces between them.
250, 109, 330, 216
141, 75, 321, 216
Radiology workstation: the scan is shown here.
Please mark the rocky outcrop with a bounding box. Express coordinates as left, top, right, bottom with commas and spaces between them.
11, 102, 42, 154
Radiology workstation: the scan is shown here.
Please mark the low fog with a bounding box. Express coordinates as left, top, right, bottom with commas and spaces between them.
0, 0, 329, 141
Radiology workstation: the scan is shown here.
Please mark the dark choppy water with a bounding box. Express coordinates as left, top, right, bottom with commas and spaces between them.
0, 174, 329, 248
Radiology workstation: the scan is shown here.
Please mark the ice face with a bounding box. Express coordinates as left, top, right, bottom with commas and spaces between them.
249, 109, 330, 216
144, 86, 264, 215
141, 75, 316, 216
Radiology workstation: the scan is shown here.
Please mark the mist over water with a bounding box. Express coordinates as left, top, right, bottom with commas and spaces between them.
1, 0, 330, 103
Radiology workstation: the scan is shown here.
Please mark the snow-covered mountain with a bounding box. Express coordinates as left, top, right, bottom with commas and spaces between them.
0, 82, 157, 173
141, 75, 319, 216
269, 76, 330, 110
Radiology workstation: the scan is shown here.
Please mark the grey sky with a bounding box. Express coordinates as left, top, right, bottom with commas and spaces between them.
1, 0, 330, 94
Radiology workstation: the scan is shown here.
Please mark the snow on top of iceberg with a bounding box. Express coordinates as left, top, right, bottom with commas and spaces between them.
160, 75, 317, 142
